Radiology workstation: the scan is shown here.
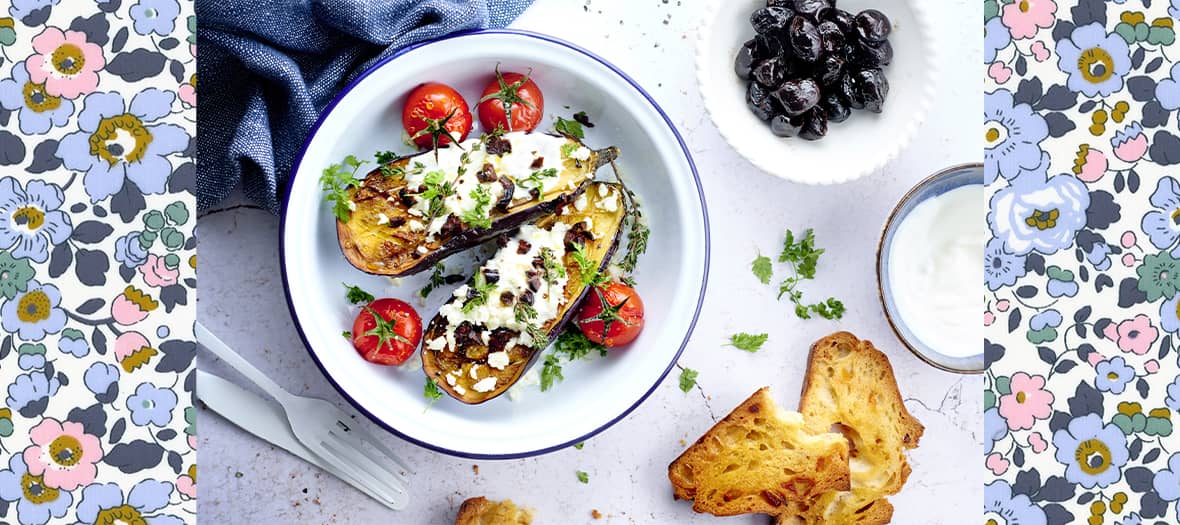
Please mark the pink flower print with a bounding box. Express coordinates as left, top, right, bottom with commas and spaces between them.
1002, 0, 1057, 39
22, 418, 103, 491
1121, 231, 1137, 249
177, 466, 196, 500
995, 299, 1010, 312
113, 331, 155, 372
1146, 359, 1160, 374
1087, 350, 1107, 367
1030, 40, 1051, 62
1112, 122, 1148, 163
1075, 146, 1107, 183
178, 75, 196, 108
1122, 253, 1136, 267
999, 372, 1054, 430
111, 286, 157, 326
1115, 314, 1158, 355
26, 28, 105, 99
986, 453, 1010, 476
139, 253, 179, 288
985, 311, 996, 326
988, 61, 1012, 84
1029, 432, 1048, 454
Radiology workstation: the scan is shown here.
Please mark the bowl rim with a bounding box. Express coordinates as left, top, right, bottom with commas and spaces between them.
278, 28, 712, 459
875, 162, 984, 374
694, 0, 941, 185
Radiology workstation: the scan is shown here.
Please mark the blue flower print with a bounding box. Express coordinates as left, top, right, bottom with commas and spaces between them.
1173, 0, 1180, 19
1030, 309, 1063, 331
985, 237, 1027, 291
1053, 413, 1130, 489
1, 280, 66, 341
1158, 64, 1180, 111
58, 328, 89, 357
1056, 23, 1132, 97
8, 0, 58, 25
1047, 273, 1080, 298
1155, 453, 1180, 508
0, 455, 72, 525
0, 61, 74, 135
984, 480, 1047, 525
1142, 176, 1180, 255
126, 382, 177, 427
1117, 513, 1143, 525
83, 362, 119, 398
1162, 294, 1180, 335
16, 343, 46, 371
0, 177, 72, 264
56, 89, 189, 203
989, 174, 1091, 256
1095, 357, 1136, 394
1084, 242, 1112, 272
1168, 374, 1180, 412
985, 90, 1049, 184
113, 231, 149, 268
985, 16, 1011, 64
75, 480, 184, 525
130, 0, 180, 36
985, 406, 1008, 454
5, 371, 59, 417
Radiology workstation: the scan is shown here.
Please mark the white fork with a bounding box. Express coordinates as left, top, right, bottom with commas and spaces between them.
195, 322, 411, 508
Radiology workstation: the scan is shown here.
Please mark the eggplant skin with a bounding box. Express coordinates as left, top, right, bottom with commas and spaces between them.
421, 182, 628, 404
335, 133, 620, 277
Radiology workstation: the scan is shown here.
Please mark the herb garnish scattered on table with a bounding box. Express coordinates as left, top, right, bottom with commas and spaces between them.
679, 368, 699, 393
750, 229, 845, 320
751, 253, 773, 284
320, 155, 367, 222
343, 283, 375, 305
577, 470, 590, 483
726, 333, 768, 352
424, 378, 443, 411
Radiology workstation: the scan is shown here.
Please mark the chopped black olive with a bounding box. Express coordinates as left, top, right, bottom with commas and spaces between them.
488, 328, 514, 354
485, 135, 512, 156
482, 268, 499, 284
499, 291, 515, 306
495, 175, 515, 212
439, 215, 463, 238
517, 239, 532, 254
389, 216, 406, 228
519, 289, 535, 305
530, 157, 544, 169
477, 163, 498, 183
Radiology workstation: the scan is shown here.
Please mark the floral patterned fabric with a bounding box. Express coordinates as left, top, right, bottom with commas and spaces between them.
0, 1, 196, 524
986, 0, 1180, 523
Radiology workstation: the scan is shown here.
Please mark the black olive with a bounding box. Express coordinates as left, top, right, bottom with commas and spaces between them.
477, 162, 498, 183
482, 268, 500, 284
755, 33, 785, 59
821, 92, 851, 123
851, 38, 893, 68
791, 0, 830, 20
752, 56, 789, 87
824, 8, 856, 35
750, 6, 792, 34
735, 39, 758, 80
850, 68, 889, 113
817, 21, 845, 55
747, 82, 776, 120
770, 114, 804, 137
495, 175, 515, 212
839, 73, 865, 110
798, 107, 828, 140
815, 54, 844, 86
854, 9, 891, 43
766, 0, 793, 7
771, 78, 820, 116
787, 16, 822, 62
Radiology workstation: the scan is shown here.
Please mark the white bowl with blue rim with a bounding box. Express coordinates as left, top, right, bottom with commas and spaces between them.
281, 30, 709, 458
696, 0, 939, 184
877, 163, 984, 374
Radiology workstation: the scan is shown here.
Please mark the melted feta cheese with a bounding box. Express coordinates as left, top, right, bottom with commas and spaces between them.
507, 366, 541, 402
573, 193, 588, 211
469, 364, 482, 379
571, 146, 591, 161
426, 337, 447, 351
487, 351, 510, 370
376, 212, 390, 225
472, 376, 497, 393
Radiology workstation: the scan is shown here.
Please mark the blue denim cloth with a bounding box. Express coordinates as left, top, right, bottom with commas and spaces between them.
195, 0, 533, 213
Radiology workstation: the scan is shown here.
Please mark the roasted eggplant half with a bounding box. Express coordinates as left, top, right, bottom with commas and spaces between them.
421, 182, 627, 403
337, 131, 619, 276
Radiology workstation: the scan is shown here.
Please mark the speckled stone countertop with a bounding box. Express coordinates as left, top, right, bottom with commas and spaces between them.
196, 0, 981, 522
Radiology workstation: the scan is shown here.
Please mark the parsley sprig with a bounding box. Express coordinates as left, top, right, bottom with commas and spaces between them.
539, 328, 607, 391
417, 170, 456, 219
419, 263, 447, 298
424, 378, 443, 411
751, 253, 773, 285
517, 167, 558, 194
461, 271, 497, 313
678, 368, 699, 393
320, 155, 367, 222
461, 185, 493, 229
343, 283, 375, 305
570, 243, 608, 287
776, 229, 845, 320
726, 333, 768, 352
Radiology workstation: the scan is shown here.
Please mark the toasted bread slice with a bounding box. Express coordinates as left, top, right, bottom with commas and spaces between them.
777, 332, 923, 525
668, 387, 851, 516
455, 497, 534, 525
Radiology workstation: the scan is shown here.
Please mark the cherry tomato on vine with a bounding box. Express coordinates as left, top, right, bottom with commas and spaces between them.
477, 67, 544, 133
576, 282, 645, 347
402, 83, 473, 150
351, 298, 422, 365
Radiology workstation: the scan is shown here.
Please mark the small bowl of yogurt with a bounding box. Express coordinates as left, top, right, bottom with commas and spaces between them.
877, 163, 983, 373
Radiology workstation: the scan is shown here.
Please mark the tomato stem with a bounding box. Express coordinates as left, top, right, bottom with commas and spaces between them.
410, 107, 465, 159
479, 64, 536, 132
578, 285, 632, 342
361, 306, 412, 352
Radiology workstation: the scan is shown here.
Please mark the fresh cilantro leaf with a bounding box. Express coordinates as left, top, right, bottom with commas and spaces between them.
554, 116, 584, 139
752, 254, 773, 284
343, 283, 375, 305
424, 378, 443, 411
576, 471, 589, 483
461, 185, 493, 229
561, 142, 579, 158
375, 150, 398, 164
780, 229, 823, 279
775, 229, 843, 320
461, 271, 496, 313
342, 331, 351, 339
555, 328, 607, 361
518, 168, 558, 194
320, 155, 368, 222
419, 263, 447, 298
540, 354, 564, 391
678, 368, 698, 393
726, 333, 769, 352
573, 442, 585, 450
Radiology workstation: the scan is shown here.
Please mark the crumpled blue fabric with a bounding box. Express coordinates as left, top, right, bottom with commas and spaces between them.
195, 0, 533, 213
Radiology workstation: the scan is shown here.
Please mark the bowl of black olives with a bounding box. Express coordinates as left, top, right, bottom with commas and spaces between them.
696, 0, 937, 184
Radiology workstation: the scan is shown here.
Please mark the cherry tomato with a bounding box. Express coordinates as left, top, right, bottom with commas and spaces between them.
402, 83, 473, 149
477, 68, 544, 133
576, 282, 645, 347
351, 298, 423, 365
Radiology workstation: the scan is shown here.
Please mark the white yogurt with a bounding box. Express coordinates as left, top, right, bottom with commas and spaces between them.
887, 185, 982, 359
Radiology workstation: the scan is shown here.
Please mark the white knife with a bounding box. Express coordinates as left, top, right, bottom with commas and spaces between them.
196, 369, 408, 509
